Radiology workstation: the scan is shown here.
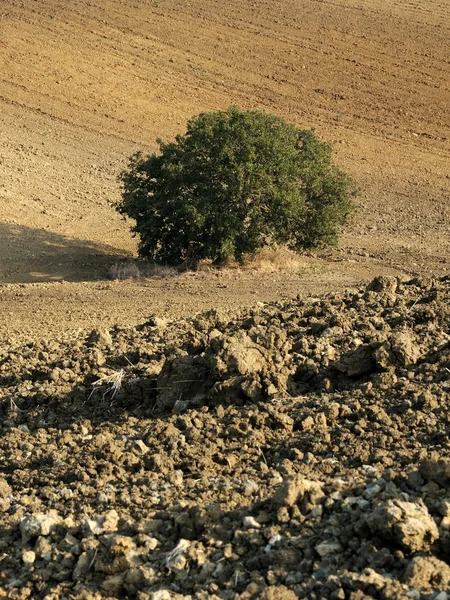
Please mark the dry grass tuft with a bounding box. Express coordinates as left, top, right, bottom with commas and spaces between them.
184, 247, 305, 274
108, 260, 178, 280
143, 263, 178, 279
88, 369, 125, 401
245, 246, 305, 272
108, 260, 141, 280
108, 249, 302, 280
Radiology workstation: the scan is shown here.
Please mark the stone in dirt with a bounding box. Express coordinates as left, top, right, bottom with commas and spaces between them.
20, 510, 62, 543
87, 329, 113, 347
403, 555, 450, 590
73, 552, 92, 581
366, 499, 439, 552
21, 550, 36, 565
271, 474, 324, 508
84, 510, 120, 535
315, 540, 343, 557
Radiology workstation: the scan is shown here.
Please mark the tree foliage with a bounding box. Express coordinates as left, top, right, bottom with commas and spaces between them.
117, 107, 354, 268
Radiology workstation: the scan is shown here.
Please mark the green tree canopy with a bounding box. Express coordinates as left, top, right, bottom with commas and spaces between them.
117, 106, 354, 268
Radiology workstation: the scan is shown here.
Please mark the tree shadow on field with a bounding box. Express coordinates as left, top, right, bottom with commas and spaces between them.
0, 222, 132, 283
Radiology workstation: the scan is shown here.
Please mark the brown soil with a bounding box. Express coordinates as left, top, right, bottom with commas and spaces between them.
1, 0, 449, 337
1, 0, 450, 598
2, 275, 450, 599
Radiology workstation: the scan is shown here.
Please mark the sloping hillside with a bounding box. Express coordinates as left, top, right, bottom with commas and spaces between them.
1, 3, 450, 598
0, 0, 449, 336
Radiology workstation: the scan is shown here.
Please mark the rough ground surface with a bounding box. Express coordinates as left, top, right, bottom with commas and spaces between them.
1, 1, 450, 598
1, 0, 449, 338
2, 276, 450, 599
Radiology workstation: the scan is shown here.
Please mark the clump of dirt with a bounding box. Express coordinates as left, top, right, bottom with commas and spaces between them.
1, 276, 450, 599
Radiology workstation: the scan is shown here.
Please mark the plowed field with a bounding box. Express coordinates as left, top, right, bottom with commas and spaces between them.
1, 5, 450, 597
1, 0, 449, 338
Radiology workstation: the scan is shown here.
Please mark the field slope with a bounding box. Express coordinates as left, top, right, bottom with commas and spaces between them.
0, 0, 449, 337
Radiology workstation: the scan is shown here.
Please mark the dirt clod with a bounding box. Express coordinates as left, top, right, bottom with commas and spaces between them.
2, 276, 450, 598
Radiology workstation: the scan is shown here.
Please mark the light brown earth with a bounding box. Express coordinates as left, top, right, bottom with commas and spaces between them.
1, 3, 450, 598
1, 0, 449, 340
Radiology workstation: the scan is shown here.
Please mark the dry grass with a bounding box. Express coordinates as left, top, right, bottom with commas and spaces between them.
244, 246, 305, 272
193, 247, 305, 274
143, 263, 178, 279
108, 248, 303, 280
88, 369, 125, 401
108, 260, 178, 280
108, 260, 141, 280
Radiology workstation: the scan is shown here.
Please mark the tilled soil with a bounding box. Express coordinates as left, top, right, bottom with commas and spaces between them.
2, 275, 450, 599
1, 0, 450, 332
0, 256, 403, 345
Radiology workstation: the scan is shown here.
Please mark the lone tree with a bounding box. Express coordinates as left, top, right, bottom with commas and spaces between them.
117, 106, 354, 268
